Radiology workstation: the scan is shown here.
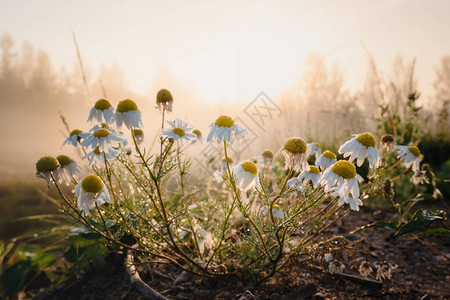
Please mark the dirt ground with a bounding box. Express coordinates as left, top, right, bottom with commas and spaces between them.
37, 207, 450, 300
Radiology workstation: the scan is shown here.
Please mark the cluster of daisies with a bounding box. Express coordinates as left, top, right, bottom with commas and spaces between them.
35, 88, 425, 219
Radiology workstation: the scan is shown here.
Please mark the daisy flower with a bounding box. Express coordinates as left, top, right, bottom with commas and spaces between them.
315, 150, 337, 170
132, 128, 144, 145
87, 99, 115, 124
80, 128, 126, 151
160, 118, 196, 144
232, 160, 259, 191
207, 115, 247, 144
56, 155, 81, 184
89, 123, 110, 132
213, 157, 234, 182
82, 146, 120, 167
287, 177, 304, 190
36, 156, 60, 189
331, 190, 363, 211
115, 99, 143, 129
339, 132, 382, 168
191, 129, 203, 144
156, 88, 174, 113
296, 165, 321, 188
277, 137, 308, 172
62, 129, 84, 147
261, 204, 285, 219
75, 175, 111, 216
396, 145, 422, 172
306, 142, 322, 160
380, 134, 396, 152
319, 160, 360, 206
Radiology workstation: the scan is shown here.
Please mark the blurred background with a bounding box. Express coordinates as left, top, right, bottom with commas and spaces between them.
0, 0, 449, 239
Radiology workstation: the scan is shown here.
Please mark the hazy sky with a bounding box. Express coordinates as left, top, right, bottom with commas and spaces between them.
1, 0, 449, 102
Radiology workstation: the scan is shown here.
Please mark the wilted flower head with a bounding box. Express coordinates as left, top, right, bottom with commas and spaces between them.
375, 261, 397, 281
57, 155, 81, 184
232, 160, 259, 191
306, 142, 322, 160
36, 156, 60, 188
316, 150, 337, 170
132, 128, 144, 145
380, 134, 395, 152
161, 118, 196, 144
88, 99, 115, 124
396, 145, 422, 172
75, 175, 110, 216
278, 137, 308, 172
359, 261, 373, 278
116, 99, 143, 129
207, 115, 247, 144
328, 261, 345, 274
62, 129, 84, 147
156, 88, 174, 112
339, 132, 381, 168
411, 170, 429, 185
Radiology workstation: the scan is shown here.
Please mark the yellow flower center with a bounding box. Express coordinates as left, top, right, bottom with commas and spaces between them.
94, 99, 112, 110
272, 204, 280, 210
380, 134, 394, 144
172, 128, 185, 137
133, 129, 144, 136
56, 155, 73, 167
322, 150, 336, 160
262, 149, 274, 159
408, 146, 421, 157
70, 129, 83, 136
284, 137, 307, 154
156, 89, 173, 103
117, 99, 138, 113
101, 123, 110, 129
81, 175, 103, 194
242, 161, 258, 175
356, 132, 376, 148
223, 157, 233, 163
36, 156, 60, 172
308, 165, 320, 174
93, 129, 110, 138
93, 146, 101, 155
215, 115, 235, 128
313, 142, 321, 149
193, 129, 202, 136
332, 160, 356, 179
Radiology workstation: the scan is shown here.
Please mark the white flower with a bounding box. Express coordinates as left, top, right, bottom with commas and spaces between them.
132, 128, 144, 145
411, 170, 429, 185
115, 99, 143, 129
35, 156, 61, 189
87, 99, 115, 124
339, 132, 381, 168
277, 137, 308, 172
82, 146, 120, 167
261, 149, 274, 166
156, 89, 174, 113
287, 177, 305, 191
232, 160, 259, 191
75, 175, 110, 216
315, 150, 337, 170
62, 129, 84, 147
56, 155, 81, 185
191, 129, 203, 144
207, 115, 247, 144
319, 160, 362, 211
160, 118, 196, 144
261, 204, 285, 219
306, 142, 322, 160
396, 145, 422, 172
375, 261, 397, 281
80, 129, 126, 151
296, 165, 321, 188
328, 261, 345, 274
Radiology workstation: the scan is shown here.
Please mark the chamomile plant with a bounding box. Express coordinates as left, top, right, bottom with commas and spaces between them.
36, 90, 431, 284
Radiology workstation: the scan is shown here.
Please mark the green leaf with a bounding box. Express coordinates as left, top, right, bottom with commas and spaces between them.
417, 228, 450, 237
395, 209, 443, 236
